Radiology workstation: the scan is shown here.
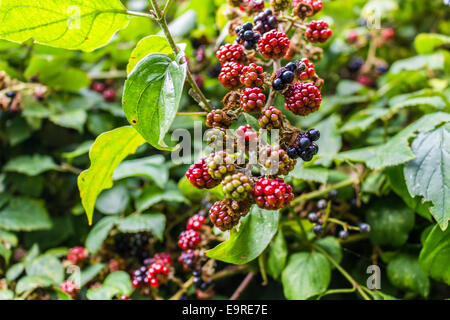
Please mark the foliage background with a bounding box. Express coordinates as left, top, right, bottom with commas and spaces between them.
0, 0, 449, 300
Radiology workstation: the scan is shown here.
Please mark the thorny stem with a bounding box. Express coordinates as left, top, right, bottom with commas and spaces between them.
265, 59, 281, 107
312, 244, 371, 300
230, 272, 255, 300
148, 0, 212, 112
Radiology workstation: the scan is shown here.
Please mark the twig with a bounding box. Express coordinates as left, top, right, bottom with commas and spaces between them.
230, 272, 255, 300
176, 112, 207, 116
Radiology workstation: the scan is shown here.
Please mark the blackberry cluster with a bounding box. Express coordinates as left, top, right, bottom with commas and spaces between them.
222, 173, 253, 200
146, 262, 170, 288
272, 62, 297, 91
305, 20, 333, 43
205, 109, 233, 128
284, 82, 322, 116
192, 269, 214, 292
348, 57, 364, 72
132, 266, 148, 288
60, 280, 78, 296
240, 87, 266, 112
287, 129, 320, 162
253, 9, 278, 34
216, 43, 246, 65
114, 232, 150, 261
178, 249, 199, 271
186, 157, 220, 189
258, 29, 290, 59
178, 230, 201, 250
187, 214, 206, 231
235, 22, 260, 50
219, 62, 244, 89
298, 58, 316, 81
292, 0, 323, 18
253, 177, 294, 210
245, 0, 265, 14
270, 0, 290, 11
67, 246, 88, 265
258, 106, 283, 129
209, 198, 252, 231
240, 63, 265, 88
236, 124, 257, 142
259, 145, 297, 175
205, 151, 236, 180
206, 127, 235, 152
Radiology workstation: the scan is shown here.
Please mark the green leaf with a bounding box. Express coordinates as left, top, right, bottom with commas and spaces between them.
290, 164, 329, 184
206, 206, 279, 264
6, 117, 32, 146
135, 184, 189, 212
0, 197, 52, 231
95, 184, 129, 215
282, 252, 331, 300
70, 263, 105, 287
419, 225, 450, 285
122, 53, 187, 151
0, 0, 129, 52
4, 154, 58, 176
414, 33, 450, 55
338, 112, 450, 170
386, 166, 432, 221
387, 253, 429, 298
6, 263, 25, 282
116, 213, 166, 241
314, 115, 342, 167
127, 35, 173, 74
26, 255, 64, 284
62, 140, 94, 160
366, 198, 415, 247
86, 271, 132, 300
340, 108, 389, 134
404, 124, 450, 230
85, 216, 119, 254
0, 229, 18, 247
49, 109, 87, 132
15, 275, 53, 294
314, 237, 342, 267
113, 155, 169, 189
390, 52, 447, 73
78, 126, 146, 224
0, 289, 14, 300
0, 243, 11, 264
267, 230, 287, 279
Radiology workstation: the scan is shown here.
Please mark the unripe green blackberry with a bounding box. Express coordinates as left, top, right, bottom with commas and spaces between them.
222, 172, 254, 200
259, 145, 296, 175
205, 151, 236, 180
258, 106, 282, 129
270, 0, 290, 11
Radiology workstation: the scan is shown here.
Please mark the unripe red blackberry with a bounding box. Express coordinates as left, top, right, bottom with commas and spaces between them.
91, 82, 105, 93
236, 124, 257, 142
253, 9, 278, 34
240, 63, 265, 88
60, 280, 79, 296
216, 43, 246, 65
209, 199, 252, 231
305, 20, 333, 43
187, 214, 207, 230
245, 0, 265, 13
205, 109, 233, 128
153, 252, 173, 266
253, 177, 294, 210
284, 82, 322, 116
219, 62, 244, 90
259, 145, 297, 175
178, 230, 201, 250
186, 157, 221, 189
205, 151, 236, 180
270, 0, 290, 11
346, 30, 359, 44
103, 88, 116, 102
258, 30, 290, 59
381, 27, 395, 40
298, 58, 316, 81
120, 296, 131, 300
222, 172, 254, 200
67, 246, 88, 265
258, 106, 283, 129
240, 87, 266, 112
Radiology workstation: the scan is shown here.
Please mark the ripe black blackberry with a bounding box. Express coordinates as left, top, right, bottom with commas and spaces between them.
313, 224, 324, 235
359, 223, 371, 233
272, 62, 298, 91
114, 232, 150, 261
339, 230, 349, 240
287, 129, 320, 162
253, 9, 278, 34
307, 212, 318, 223
235, 22, 260, 50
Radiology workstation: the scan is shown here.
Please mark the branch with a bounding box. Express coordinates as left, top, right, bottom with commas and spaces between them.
230, 272, 255, 300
